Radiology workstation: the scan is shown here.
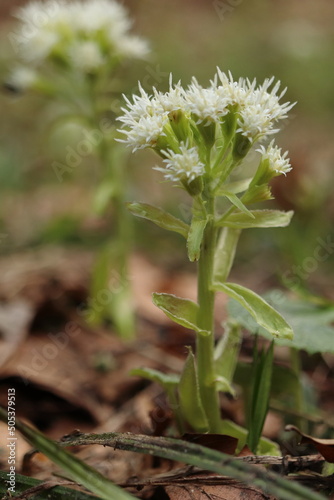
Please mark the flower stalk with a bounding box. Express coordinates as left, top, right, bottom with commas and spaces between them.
196, 199, 221, 432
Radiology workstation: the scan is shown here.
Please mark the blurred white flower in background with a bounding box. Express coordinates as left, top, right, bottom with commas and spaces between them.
6, 65, 38, 92
10, 0, 149, 83
68, 40, 104, 73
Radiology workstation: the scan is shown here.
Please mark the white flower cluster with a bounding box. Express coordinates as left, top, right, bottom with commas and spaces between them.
117, 69, 294, 183
13, 0, 149, 73
215, 71, 293, 140
257, 140, 292, 176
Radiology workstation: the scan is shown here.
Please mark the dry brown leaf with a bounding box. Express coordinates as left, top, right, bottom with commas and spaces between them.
0, 299, 33, 370
165, 482, 276, 499
237, 445, 253, 457
286, 425, 334, 462
182, 433, 238, 455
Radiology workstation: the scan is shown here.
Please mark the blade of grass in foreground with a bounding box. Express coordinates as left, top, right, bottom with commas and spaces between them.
59, 431, 327, 500
0, 471, 99, 500
0, 407, 135, 500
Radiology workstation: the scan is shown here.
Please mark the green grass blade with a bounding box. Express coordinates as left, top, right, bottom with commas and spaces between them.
60, 431, 327, 500
0, 471, 98, 500
247, 341, 274, 453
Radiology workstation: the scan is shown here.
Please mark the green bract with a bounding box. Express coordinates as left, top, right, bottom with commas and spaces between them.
120, 69, 295, 448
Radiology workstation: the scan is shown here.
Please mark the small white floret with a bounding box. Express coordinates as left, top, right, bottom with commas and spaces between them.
155, 143, 205, 182
257, 140, 292, 175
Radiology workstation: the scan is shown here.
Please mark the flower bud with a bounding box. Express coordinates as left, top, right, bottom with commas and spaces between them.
232, 133, 252, 161
182, 176, 204, 197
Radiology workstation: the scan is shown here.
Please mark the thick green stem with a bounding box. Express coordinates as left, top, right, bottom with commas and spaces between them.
196, 197, 221, 432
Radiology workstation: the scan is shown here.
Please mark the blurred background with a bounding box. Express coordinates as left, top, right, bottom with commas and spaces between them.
0, 0, 333, 297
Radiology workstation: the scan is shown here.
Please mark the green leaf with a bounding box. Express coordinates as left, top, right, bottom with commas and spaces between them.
228, 290, 334, 354
218, 178, 252, 195
131, 367, 179, 388
235, 361, 299, 400
213, 227, 241, 283
213, 282, 294, 340
216, 209, 294, 228
131, 367, 185, 434
221, 191, 255, 217
127, 202, 189, 238
247, 341, 274, 454
187, 217, 207, 262
214, 321, 241, 396
215, 375, 236, 396
179, 349, 209, 432
220, 419, 280, 456
0, 408, 135, 500
152, 292, 208, 335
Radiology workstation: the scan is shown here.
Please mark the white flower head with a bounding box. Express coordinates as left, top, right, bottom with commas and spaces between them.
117, 113, 168, 151
185, 77, 229, 123
251, 77, 295, 121
237, 104, 279, 141
153, 77, 186, 114
119, 84, 158, 124
20, 28, 60, 63
215, 69, 253, 106
257, 140, 292, 176
6, 65, 38, 91
13, 0, 149, 66
114, 35, 150, 59
215, 69, 295, 141
69, 0, 130, 34
68, 40, 104, 73
156, 143, 205, 183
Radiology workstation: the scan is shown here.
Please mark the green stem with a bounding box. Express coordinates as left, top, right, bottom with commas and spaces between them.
196, 196, 221, 432
87, 78, 134, 339
100, 137, 135, 339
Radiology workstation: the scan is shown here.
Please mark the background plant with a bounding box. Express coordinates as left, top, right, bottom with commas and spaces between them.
5, 0, 150, 339
119, 69, 295, 452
